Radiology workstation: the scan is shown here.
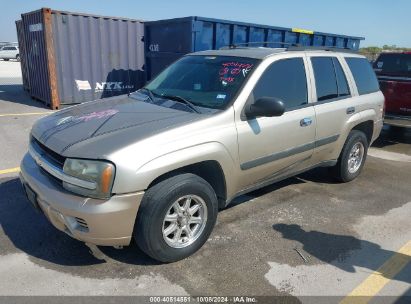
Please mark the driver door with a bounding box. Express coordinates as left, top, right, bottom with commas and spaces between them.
235, 56, 316, 189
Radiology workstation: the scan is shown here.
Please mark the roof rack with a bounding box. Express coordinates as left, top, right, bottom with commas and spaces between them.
220, 43, 358, 53
221, 41, 299, 49
287, 46, 358, 53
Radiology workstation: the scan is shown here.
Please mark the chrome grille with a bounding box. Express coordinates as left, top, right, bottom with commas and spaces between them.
29, 138, 97, 191
31, 137, 66, 168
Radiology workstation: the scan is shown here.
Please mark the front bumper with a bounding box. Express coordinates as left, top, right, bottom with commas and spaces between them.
19, 153, 144, 246
384, 114, 411, 128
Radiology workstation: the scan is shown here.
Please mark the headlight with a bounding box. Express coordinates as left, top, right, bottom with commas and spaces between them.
63, 158, 115, 199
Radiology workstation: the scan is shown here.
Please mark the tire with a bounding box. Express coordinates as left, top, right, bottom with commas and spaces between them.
134, 173, 218, 263
331, 130, 368, 183
16, 55, 20, 62
3, 59, 9, 61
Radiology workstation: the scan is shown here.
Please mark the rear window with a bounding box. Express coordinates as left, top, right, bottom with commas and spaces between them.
373, 53, 411, 77
346, 57, 380, 95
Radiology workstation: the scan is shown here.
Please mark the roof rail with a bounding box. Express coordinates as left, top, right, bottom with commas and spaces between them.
220, 41, 299, 50
220, 43, 358, 53
286, 46, 358, 53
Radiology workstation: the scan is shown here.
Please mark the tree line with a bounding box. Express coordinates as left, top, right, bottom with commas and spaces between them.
360, 45, 411, 61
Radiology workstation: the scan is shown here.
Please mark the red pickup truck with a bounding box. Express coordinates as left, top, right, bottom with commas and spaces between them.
373, 52, 411, 128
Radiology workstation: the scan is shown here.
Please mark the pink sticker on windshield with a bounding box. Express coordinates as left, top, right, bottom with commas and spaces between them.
219, 62, 254, 84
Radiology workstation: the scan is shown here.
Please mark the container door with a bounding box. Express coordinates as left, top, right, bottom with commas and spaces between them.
21, 10, 52, 106
16, 20, 30, 91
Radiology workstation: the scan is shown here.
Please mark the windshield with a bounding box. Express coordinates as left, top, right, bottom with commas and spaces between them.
374, 53, 411, 77
143, 55, 259, 111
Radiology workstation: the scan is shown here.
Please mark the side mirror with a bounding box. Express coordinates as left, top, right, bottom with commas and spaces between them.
245, 97, 285, 118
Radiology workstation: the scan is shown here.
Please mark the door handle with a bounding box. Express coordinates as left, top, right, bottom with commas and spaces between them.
300, 117, 312, 127
346, 107, 355, 114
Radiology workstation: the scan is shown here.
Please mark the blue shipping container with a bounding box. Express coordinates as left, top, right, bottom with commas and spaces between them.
145, 16, 364, 80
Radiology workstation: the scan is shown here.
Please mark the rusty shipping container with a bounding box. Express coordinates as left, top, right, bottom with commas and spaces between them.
16, 20, 31, 91
19, 8, 145, 109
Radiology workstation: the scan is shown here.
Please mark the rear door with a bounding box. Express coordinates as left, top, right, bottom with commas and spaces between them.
307, 55, 354, 162
374, 53, 411, 115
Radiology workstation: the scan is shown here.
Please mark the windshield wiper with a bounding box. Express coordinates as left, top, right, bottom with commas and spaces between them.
137, 88, 156, 103
161, 94, 201, 114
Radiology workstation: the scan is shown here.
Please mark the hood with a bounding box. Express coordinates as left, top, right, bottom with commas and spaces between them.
31, 95, 203, 157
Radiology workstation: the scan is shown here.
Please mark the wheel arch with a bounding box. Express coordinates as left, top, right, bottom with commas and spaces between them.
147, 160, 228, 209
351, 120, 374, 146
121, 142, 237, 209
329, 112, 376, 160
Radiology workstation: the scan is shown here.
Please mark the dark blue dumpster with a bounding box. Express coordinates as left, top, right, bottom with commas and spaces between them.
145, 16, 364, 80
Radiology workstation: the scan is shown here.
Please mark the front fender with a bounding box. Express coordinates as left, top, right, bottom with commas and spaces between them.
114, 142, 237, 196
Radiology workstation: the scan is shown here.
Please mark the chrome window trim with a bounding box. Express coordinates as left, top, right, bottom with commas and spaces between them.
28, 144, 97, 190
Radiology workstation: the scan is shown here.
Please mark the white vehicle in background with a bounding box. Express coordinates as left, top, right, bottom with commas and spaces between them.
0, 45, 20, 61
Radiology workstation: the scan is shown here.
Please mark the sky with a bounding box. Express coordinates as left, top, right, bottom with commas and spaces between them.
1, 0, 410, 47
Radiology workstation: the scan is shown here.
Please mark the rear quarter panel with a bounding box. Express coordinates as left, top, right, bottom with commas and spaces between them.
313, 53, 384, 161
334, 53, 384, 156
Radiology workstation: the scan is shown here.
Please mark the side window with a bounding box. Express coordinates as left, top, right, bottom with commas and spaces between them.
311, 57, 351, 101
251, 58, 308, 110
333, 58, 350, 97
346, 57, 379, 95
311, 57, 338, 101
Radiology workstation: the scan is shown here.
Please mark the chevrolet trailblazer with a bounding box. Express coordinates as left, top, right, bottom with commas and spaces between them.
20, 47, 384, 262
